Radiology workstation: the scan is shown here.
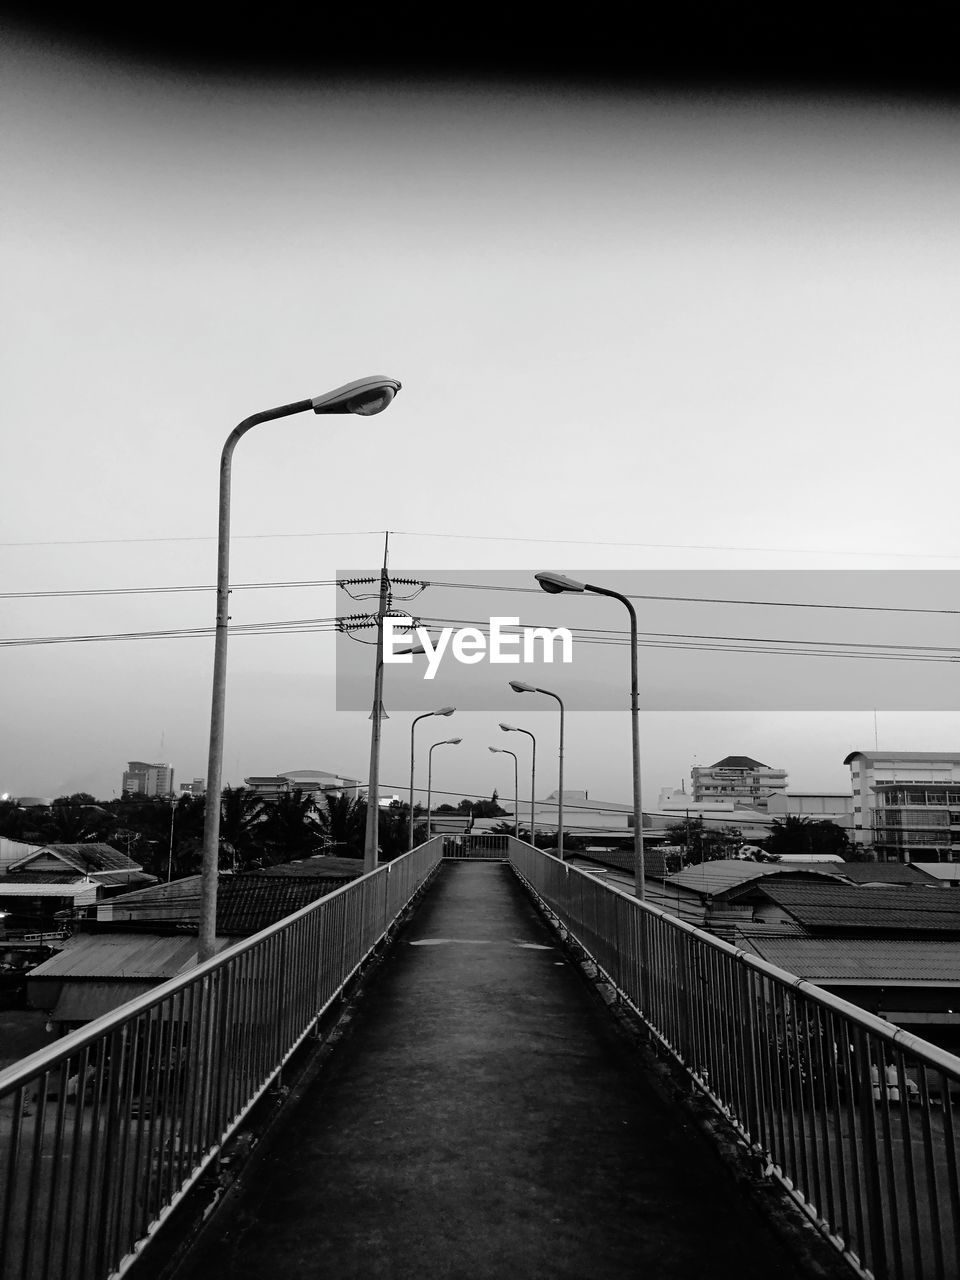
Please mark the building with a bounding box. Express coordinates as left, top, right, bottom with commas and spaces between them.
178, 778, 205, 796
243, 769, 362, 803
765, 792, 854, 830
122, 760, 175, 797
844, 750, 960, 862
0, 843, 155, 938
29, 859, 364, 1031
691, 756, 787, 812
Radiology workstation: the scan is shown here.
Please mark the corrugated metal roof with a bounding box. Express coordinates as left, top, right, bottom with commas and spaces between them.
106, 875, 202, 906
664, 861, 840, 897
94, 871, 157, 888
0, 880, 99, 898
51, 981, 159, 1023
10, 844, 138, 874
29, 933, 233, 979
745, 882, 960, 932
735, 934, 960, 984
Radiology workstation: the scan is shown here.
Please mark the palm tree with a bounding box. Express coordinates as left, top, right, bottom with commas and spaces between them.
218, 786, 265, 869
259, 789, 324, 865
316, 792, 368, 858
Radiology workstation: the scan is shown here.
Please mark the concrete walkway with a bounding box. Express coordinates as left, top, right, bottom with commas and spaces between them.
176, 863, 806, 1280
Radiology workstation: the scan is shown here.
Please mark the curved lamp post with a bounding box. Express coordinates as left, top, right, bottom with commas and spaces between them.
427, 738, 462, 838
488, 746, 519, 838
500, 722, 536, 844
409, 707, 456, 849
509, 680, 565, 859
535, 571, 644, 901
198, 376, 402, 962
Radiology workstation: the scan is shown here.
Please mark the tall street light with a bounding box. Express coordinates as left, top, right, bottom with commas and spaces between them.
198, 376, 402, 962
535, 571, 645, 901
410, 707, 456, 849
500, 723, 536, 844
488, 746, 519, 838
509, 681, 565, 859
426, 738, 462, 838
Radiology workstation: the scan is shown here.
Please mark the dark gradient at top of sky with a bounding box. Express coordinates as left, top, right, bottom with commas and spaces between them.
2, 2, 960, 99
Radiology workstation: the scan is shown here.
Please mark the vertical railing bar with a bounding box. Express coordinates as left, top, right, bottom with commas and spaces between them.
41, 1059, 72, 1280
876, 1043, 905, 1280
823, 1007, 851, 1252
917, 1063, 946, 1280
21, 1068, 50, 1280
895, 1050, 925, 1280
127, 1007, 158, 1249
77, 1040, 108, 1280
938, 1069, 960, 1280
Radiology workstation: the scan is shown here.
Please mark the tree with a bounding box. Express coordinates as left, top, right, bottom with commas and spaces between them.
316, 792, 368, 858
258, 789, 323, 865
218, 786, 265, 869
664, 817, 743, 865
765, 816, 849, 861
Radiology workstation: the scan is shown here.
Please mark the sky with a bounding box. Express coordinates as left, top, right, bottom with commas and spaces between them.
3, 24, 960, 810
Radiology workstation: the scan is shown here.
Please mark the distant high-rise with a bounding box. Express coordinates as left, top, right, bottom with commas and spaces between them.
122, 760, 175, 797
691, 756, 787, 812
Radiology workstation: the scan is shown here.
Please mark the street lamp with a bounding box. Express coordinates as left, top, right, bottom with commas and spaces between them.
410, 707, 456, 849
426, 738, 462, 838
535, 570, 644, 900
197, 376, 402, 962
500, 723, 536, 844
509, 680, 565, 859
488, 746, 519, 838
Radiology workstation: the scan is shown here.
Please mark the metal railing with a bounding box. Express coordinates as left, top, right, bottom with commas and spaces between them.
442, 833, 509, 860
0, 839, 443, 1280
507, 838, 960, 1280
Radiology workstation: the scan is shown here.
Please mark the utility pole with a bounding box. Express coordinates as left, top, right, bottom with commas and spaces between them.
363, 533, 391, 873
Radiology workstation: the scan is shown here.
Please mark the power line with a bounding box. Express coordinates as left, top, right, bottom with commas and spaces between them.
4, 573, 956, 619
4, 526, 960, 560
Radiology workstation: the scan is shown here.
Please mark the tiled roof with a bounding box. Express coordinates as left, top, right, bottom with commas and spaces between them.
709, 756, 770, 769
257, 856, 364, 878
744, 882, 960, 933
830, 862, 942, 886
216, 875, 354, 935
734, 934, 960, 985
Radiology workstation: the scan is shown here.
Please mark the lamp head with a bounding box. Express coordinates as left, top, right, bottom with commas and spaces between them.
499, 722, 517, 732
535, 571, 586, 594
434, 706, 456, 716
509, 681, 535, 694
447, 737, 463, 746
488, 746, 500, 754
312, 376, 402, 416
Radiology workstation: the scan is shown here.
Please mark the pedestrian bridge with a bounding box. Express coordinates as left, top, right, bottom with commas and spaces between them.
2, 838, 959, 1280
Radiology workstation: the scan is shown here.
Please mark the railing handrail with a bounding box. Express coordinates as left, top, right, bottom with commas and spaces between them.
0, 848, 432, 1093
547, 849, 960, 1077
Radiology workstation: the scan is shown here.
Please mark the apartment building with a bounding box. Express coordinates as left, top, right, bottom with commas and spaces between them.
845, 750, 960, 862
691, 756, 788, 812
121, 761, 175, 797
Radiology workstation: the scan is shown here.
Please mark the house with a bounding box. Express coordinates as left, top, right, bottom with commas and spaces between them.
28, 859, 366, 1032
725, 877, 960, 1051
0, 843, 155, 939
